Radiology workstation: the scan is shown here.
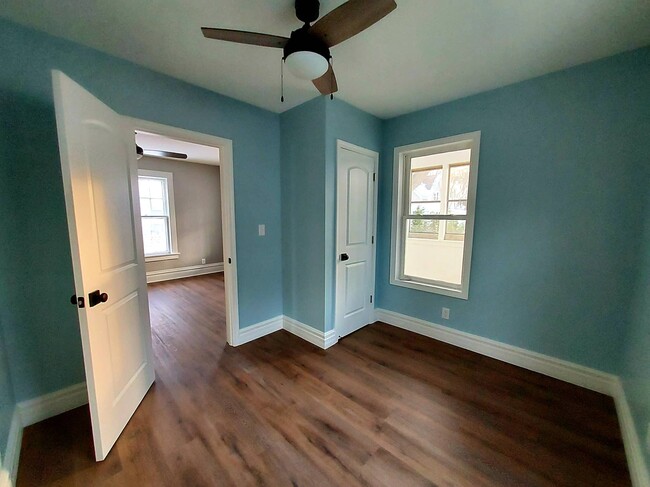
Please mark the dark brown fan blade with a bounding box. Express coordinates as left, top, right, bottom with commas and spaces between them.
309, 0, 397, 48
313, 63, 338, 95
201, 28, 289, 48
143, 149, 188, 160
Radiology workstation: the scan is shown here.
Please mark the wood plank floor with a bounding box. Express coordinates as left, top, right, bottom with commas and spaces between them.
18, 273, 631, 486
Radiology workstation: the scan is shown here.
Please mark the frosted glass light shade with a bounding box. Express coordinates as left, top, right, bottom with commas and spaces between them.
285, 51, 329, 80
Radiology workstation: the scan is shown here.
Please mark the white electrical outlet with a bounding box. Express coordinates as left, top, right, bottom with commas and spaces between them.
442, 307, 450, 320
201, 258, 206, 265
258, 224, 266, 236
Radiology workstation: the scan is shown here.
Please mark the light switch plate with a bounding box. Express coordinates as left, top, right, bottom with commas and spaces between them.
258, 224, 266, 236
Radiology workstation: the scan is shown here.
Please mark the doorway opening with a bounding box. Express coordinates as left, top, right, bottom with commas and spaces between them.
129, 120, 239, 346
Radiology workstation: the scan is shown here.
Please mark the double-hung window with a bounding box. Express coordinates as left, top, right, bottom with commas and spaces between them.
391, 132, 480, 299
138, 169, 179, 261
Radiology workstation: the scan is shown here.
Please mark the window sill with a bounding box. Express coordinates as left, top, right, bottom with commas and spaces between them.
145, 253, 180, 263
390, 277, 468, 300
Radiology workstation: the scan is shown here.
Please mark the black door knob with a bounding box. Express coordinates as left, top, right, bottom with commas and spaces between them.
340, 253, 350, 261
88, 290, 109, 307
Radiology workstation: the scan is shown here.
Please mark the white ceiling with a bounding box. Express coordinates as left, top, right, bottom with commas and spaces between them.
2, 0, 649, 118
136, 131, 220, 164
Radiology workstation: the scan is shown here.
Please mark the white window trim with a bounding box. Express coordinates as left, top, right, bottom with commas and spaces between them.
138, 169, 180, 262
390, 131, 480, 299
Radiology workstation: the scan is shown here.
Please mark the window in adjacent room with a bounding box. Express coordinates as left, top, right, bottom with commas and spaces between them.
138, 169, 179, 261
391, 132, 480, 299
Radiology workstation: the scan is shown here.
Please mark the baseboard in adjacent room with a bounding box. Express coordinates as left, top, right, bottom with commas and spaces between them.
283, 316, 338, 349
146, 262, 224, 284
17, 382, 88, 427
374, 308, 618, 396
612, 380, 650, 487
236, 315, 284, 346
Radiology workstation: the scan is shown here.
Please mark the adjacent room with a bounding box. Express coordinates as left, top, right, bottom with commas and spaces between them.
0, 1, 649, 486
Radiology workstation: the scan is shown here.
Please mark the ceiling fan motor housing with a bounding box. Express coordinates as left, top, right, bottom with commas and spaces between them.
295, 0, 320, 24
283, 26, 330, 61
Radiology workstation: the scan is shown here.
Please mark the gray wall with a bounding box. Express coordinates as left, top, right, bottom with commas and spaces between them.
138, 157, 223, 272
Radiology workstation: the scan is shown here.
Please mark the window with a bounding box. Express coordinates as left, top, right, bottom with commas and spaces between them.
138, 170, 179, 261
391, 132, 480, 299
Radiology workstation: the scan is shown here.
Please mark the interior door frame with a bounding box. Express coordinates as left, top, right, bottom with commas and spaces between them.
334, 139, 379, 338
128, 118, 239, 345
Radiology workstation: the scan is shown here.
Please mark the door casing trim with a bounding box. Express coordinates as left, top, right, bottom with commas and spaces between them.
127, 118, 239, 345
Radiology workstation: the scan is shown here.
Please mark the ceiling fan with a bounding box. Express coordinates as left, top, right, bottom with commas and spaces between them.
136, 145, 188, 160
201, 0, 397, 96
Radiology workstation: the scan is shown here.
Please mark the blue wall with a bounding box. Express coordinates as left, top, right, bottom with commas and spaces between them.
621, 192, 650, 471
0, 19, 284, 401
0, 127, 17, 461
281, 97, 381, 332
376, 47, 650, 373
281, 98, 327, 330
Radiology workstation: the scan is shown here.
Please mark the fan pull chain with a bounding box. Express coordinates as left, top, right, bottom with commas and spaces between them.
281, 57, 285, 103
330, 58, 334, 100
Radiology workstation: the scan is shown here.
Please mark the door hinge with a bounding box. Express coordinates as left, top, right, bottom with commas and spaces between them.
373, 173, 376, 182
228, 257, 232, 264
371, 236, 374, 244
370, 295, 373, 304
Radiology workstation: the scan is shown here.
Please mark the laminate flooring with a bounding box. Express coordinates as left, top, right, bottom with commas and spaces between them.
17, 274, 630, 486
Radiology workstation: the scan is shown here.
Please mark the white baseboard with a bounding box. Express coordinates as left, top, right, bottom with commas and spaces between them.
375, 308, 650, 484
232, 315, 338, 350
374, 308, 618, 396
17, 382, 88, 427
146, 262, 224, 284
235, 315, 283, 346
283, 316, 338, 349
0, 409, 22, 487
612, 380, 650, 487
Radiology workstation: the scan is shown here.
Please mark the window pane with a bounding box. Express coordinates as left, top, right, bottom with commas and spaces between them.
142, 217, 170, 255
150, 198, 164, 214
408, 218, 439, 238
447, 200, 467, 215
410, 202, 441, 216
139, 198, 151, 216
411, 168, 442, 202
404, 219, 463, 285
448, 164, 470, 200
149, 178, 164, 198
138, 178, 151, 198
445, 219, 466, 241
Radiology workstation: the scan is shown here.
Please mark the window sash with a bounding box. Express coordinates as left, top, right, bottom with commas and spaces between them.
139, 176, 170, 217
141, 215, 171, 256
404, 155, 468, 220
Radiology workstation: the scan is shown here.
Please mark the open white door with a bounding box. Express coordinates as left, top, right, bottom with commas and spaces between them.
335, 141, 379, 338
53, 71, 155, 461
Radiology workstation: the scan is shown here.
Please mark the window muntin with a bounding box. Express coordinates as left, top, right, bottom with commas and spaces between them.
138, 171, 177, 258
391, 133, 480, 299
